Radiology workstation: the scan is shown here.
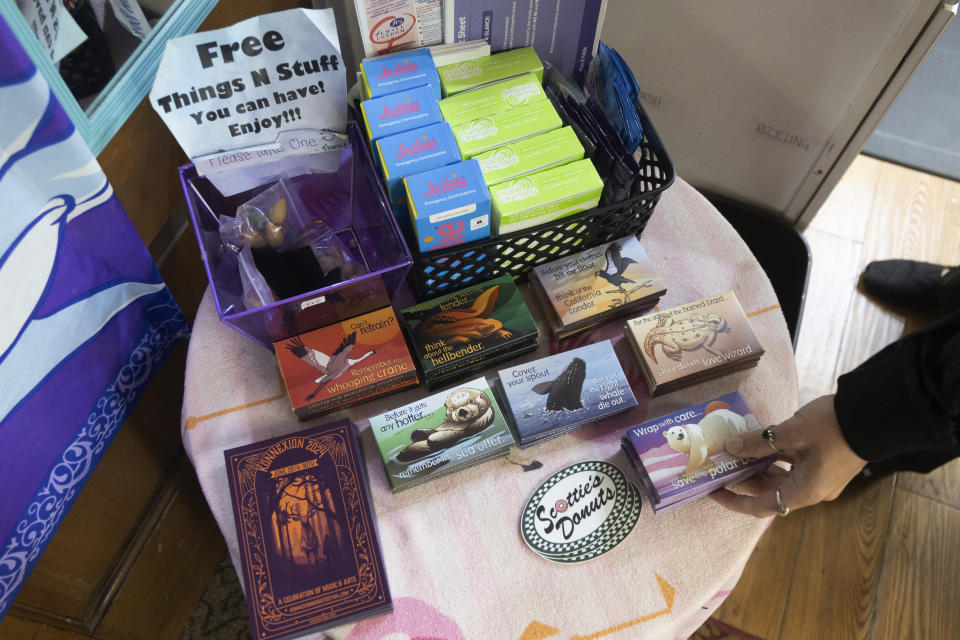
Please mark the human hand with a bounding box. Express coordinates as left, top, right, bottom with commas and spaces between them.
710, 395, 868, 517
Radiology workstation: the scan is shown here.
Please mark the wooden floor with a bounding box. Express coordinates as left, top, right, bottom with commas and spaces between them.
713, 155, 960, 640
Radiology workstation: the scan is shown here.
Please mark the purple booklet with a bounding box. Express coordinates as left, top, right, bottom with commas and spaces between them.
621, 392, 772, 512
224, 419, 391, 638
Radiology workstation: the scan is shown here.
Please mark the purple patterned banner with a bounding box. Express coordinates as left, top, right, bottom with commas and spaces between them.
0, 15, 188, 618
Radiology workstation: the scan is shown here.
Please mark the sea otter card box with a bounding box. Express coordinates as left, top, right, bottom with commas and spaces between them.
400, 275, 539, 389
404, 159, 491, 253
360, 84, 443, 142
530, 234, 666, 339
496, 340, 637, 448
369, 378, 515, 492
274, 306, 418, 419
621, 392, 772, 512
624, 290, 764, 396
361, 48, 441, 100
224, 419, 391, 638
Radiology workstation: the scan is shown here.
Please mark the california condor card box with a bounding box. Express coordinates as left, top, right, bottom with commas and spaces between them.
624, 290, 764, 395
621, 392, 772, 512
224, 419, 391, 638
530, 234, 666, 338
400, 276, 539, 387
369, 378, 515, 491
496, 340, 637, 447
275, 306, 418, 419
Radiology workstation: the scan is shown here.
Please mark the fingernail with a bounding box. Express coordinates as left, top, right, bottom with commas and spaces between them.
726, 437, 744, 455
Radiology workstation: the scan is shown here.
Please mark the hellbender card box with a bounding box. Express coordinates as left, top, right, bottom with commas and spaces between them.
274, 306, 418, 419
496, 340, 637, 448
621, 392, 772, 512
624, 290, 764, 396
368, 378, 515, 492
224, 419, 391, 638
530, 234, 666, 339
400, 276, 539, 389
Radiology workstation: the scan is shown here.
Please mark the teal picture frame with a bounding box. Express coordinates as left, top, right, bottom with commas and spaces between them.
1, 1, 218, 155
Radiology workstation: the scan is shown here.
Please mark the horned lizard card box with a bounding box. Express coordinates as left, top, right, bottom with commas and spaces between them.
624, 290, 764, 396
621, 392, 772, 512
274, 306, 418, 419
496, 340, 637, 447
530, 234, 666, 339
400, 275, 539, 389
224, 419, 392, 639
369, 377, 515, 491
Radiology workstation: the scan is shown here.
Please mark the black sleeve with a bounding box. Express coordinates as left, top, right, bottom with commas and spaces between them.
833, 310, 960, 465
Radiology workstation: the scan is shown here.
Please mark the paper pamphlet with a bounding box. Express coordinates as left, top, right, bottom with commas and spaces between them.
353, 0, 444, 58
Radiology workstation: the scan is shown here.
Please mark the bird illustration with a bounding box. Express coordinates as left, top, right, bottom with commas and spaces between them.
596, 240, 638, 288
413, 285, 513, 346
285, 332, 376, 400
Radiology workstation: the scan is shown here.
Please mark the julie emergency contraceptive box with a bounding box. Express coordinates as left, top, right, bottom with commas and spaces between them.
360, 48, 441, 100
404, 159, 491, 252
438, 73, 547, 125
475, 126, 584, 185
451, 100, 563, 159
361, 84, 442, 142
438, 46, 543, 96
490, 158, 604, 234
376, 122, 460, 222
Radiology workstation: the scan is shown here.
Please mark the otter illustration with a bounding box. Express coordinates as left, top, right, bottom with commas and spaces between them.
396, 388, 495, 462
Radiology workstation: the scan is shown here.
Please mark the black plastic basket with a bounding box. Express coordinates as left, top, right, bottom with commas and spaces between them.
406, 101, 675, 300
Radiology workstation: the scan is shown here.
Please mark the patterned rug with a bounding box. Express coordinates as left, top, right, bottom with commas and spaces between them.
179, 555, 764, 640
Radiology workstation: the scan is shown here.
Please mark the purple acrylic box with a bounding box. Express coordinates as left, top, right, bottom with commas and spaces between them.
180, 122, 413, 347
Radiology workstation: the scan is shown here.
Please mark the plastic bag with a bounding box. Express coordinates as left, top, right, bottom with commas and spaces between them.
238, 246, 277, 310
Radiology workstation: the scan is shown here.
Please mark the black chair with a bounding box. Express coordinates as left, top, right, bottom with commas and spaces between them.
705, 194, 811, 350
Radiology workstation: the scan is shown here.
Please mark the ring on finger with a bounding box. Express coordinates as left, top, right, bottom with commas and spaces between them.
775, 487, 790, 517
761, 427, 779, 452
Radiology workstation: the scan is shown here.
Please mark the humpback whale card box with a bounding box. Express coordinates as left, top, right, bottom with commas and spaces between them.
497, 340, 637, 448
621, 392, 772, 512
369, 378, 515, 491
224, 419, 392, 638
624, 290, 764, 396
400, 275, 539, 389
530, 234, 666, 339
274, 306, 418, 419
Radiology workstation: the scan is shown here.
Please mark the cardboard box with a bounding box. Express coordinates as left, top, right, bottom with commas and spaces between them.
450, 100, 562, 158
438, 46, 543, 95
474, 126, 583, 185
361, 48, 441, 100
404, 159, 491, 252
360, 84, 442, 142
439, 73, 547, 124
490, 158, 603, 234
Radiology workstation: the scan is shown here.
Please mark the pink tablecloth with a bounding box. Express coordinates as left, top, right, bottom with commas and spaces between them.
181, 177, 798, 640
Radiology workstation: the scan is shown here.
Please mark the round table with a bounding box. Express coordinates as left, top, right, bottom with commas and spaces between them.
181, 177, 798, 640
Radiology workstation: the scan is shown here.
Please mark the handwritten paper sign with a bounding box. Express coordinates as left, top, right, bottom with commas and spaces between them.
150, 8, 347, 185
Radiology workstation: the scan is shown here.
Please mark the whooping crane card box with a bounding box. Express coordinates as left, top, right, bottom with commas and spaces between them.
496, 340, 637, 448
223, 419, 391, 638
400, 275, 539, 389
621, 392, 773, 512
624, 290, 764, 395
530, 234, 666, 339
368, 377, 515, 491
274, 306, 418, 419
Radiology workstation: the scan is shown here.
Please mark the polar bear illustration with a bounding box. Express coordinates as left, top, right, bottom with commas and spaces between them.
664, 407, 755, 477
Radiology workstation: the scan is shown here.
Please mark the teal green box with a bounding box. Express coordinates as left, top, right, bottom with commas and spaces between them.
450, 101, 562, 159
490, 159, 603, 234
438, 46, 543, 96
474, 126, 583, 185
439, 74, 547, 125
